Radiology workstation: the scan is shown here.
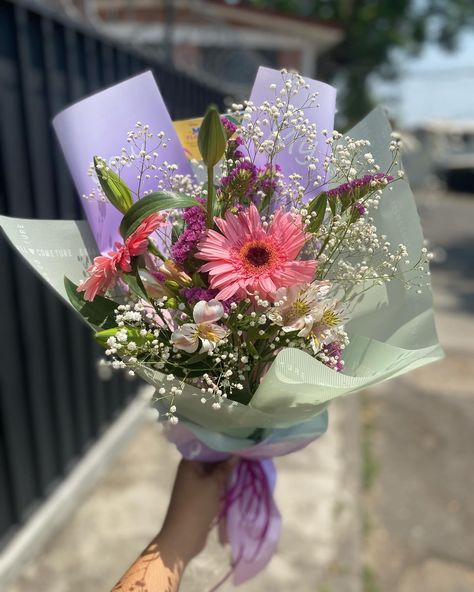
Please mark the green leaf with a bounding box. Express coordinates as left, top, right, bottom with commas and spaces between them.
307, 192, 328, 233
122, 271, 149, 302
171, 216, 185, 244
64, 277, 118, 329
94, 156, 133, 214
147, 238, 161, 258
95, 326, 153, 348
198, 106, 227, 167
119, 191, 202, 238
340, 191, 352, 212
247, 341, 259, 358
185, 351, 210, 366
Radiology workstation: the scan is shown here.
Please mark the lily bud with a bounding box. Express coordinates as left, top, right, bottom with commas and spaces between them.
94, 156, 133, 213
198, 106, 227, 167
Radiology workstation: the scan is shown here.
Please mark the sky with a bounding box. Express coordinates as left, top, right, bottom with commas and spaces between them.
373, 31, 474, 128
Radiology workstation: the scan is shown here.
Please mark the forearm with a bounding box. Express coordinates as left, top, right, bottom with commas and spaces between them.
112, 530, 189, 592
111, 458, 235, 592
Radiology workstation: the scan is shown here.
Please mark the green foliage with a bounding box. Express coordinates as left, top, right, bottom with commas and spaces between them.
119, 191, 202, 238
307, 191, 327, 232
64, 277, 118, 329
122, 270, 149, 302
93, 156, 133, 214
95, 325, 153, 348
249, 0, 474, 125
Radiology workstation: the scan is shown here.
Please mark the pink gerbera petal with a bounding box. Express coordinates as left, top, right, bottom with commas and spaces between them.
196, 203, 317, 301
126, 212, 167, 257
77, 213, 166, 302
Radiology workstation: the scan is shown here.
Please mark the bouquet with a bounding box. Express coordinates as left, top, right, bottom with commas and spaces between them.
0, 68, 443, 585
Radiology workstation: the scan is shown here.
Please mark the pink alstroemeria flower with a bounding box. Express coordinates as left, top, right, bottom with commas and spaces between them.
77, 212, 166, 301
171, 299, 227, 353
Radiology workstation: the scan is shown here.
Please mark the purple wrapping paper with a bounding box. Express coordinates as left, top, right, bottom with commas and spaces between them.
53, 68, 336, 253
53, 72, 192, 254
248, 66, 337, 198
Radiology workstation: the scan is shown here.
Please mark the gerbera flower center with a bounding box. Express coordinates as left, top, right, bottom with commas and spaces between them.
239, 240, 278, 272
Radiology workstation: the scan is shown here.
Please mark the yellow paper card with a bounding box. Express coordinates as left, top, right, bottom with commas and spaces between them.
173, 117, 203, 161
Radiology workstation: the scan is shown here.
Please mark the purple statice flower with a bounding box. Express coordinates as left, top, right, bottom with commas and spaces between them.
221, 160, 257, 187
256, 163, 282, 195
180, 287, 237, 313
327, 173, 393, 199
181, 287, 217, 304
221, 116, 238, 137
220, 160, 258, 203
171, 199, 206, 265
352, 201, 366, 216
226, 135, 244, 160
150, 270, 167, 283
322, 341, 344, 372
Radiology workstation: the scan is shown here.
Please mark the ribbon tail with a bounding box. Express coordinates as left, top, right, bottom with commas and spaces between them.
227, 459, 281, 585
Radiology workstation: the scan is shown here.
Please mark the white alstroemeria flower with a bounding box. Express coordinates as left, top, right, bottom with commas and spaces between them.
310, 299, 350, 347
171, 299, 227, 353
268, 281, 332, 337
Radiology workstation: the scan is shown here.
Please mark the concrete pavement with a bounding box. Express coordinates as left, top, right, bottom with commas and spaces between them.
362, 191, 474, 591
8, 398, 361, 592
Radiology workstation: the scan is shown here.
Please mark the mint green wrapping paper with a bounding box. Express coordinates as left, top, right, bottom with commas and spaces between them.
0, 108, 443, 436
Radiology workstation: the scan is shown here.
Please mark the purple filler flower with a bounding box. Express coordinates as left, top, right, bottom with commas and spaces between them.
181, 287, 237, 313
221, 116, 238, 137
171, 199, 206, 265
322, 341, 344, 372
221, 160, 257, 190
352, 201, 366, 216
256, 163, 282, 195
327, 173, 393, 199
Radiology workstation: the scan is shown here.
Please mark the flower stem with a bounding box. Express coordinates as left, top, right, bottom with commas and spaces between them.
206, 165, 215, 228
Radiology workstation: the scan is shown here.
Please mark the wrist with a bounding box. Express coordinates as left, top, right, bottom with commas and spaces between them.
156, 524, 196, 567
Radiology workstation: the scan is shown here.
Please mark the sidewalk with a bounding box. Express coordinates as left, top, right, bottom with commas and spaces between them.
361, 191, 474, 592
9, 397, 361, 592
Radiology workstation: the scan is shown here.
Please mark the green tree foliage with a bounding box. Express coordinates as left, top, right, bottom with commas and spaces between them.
249, 0, 474, 125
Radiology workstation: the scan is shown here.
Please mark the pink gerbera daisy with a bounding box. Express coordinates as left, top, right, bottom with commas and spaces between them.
196, 203, 317, 301
78, 212, 166, 301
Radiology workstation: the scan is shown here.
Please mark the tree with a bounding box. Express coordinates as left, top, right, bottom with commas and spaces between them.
249, 0, 474, 126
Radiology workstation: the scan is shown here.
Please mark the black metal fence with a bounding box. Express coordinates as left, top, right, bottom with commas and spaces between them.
0, 0, 226, 547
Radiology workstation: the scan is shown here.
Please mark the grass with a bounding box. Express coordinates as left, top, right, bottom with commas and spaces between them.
362, 564, 380, 592
360, 394, 380, 592
362, 508, 373, 541
361, 394, 379, 492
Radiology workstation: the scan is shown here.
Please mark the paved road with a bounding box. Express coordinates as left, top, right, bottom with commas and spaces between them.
363, 191, 474, 592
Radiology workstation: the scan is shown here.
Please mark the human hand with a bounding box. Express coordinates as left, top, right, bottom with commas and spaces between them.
159, 457, 238, 564
112, 458, 237, 592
